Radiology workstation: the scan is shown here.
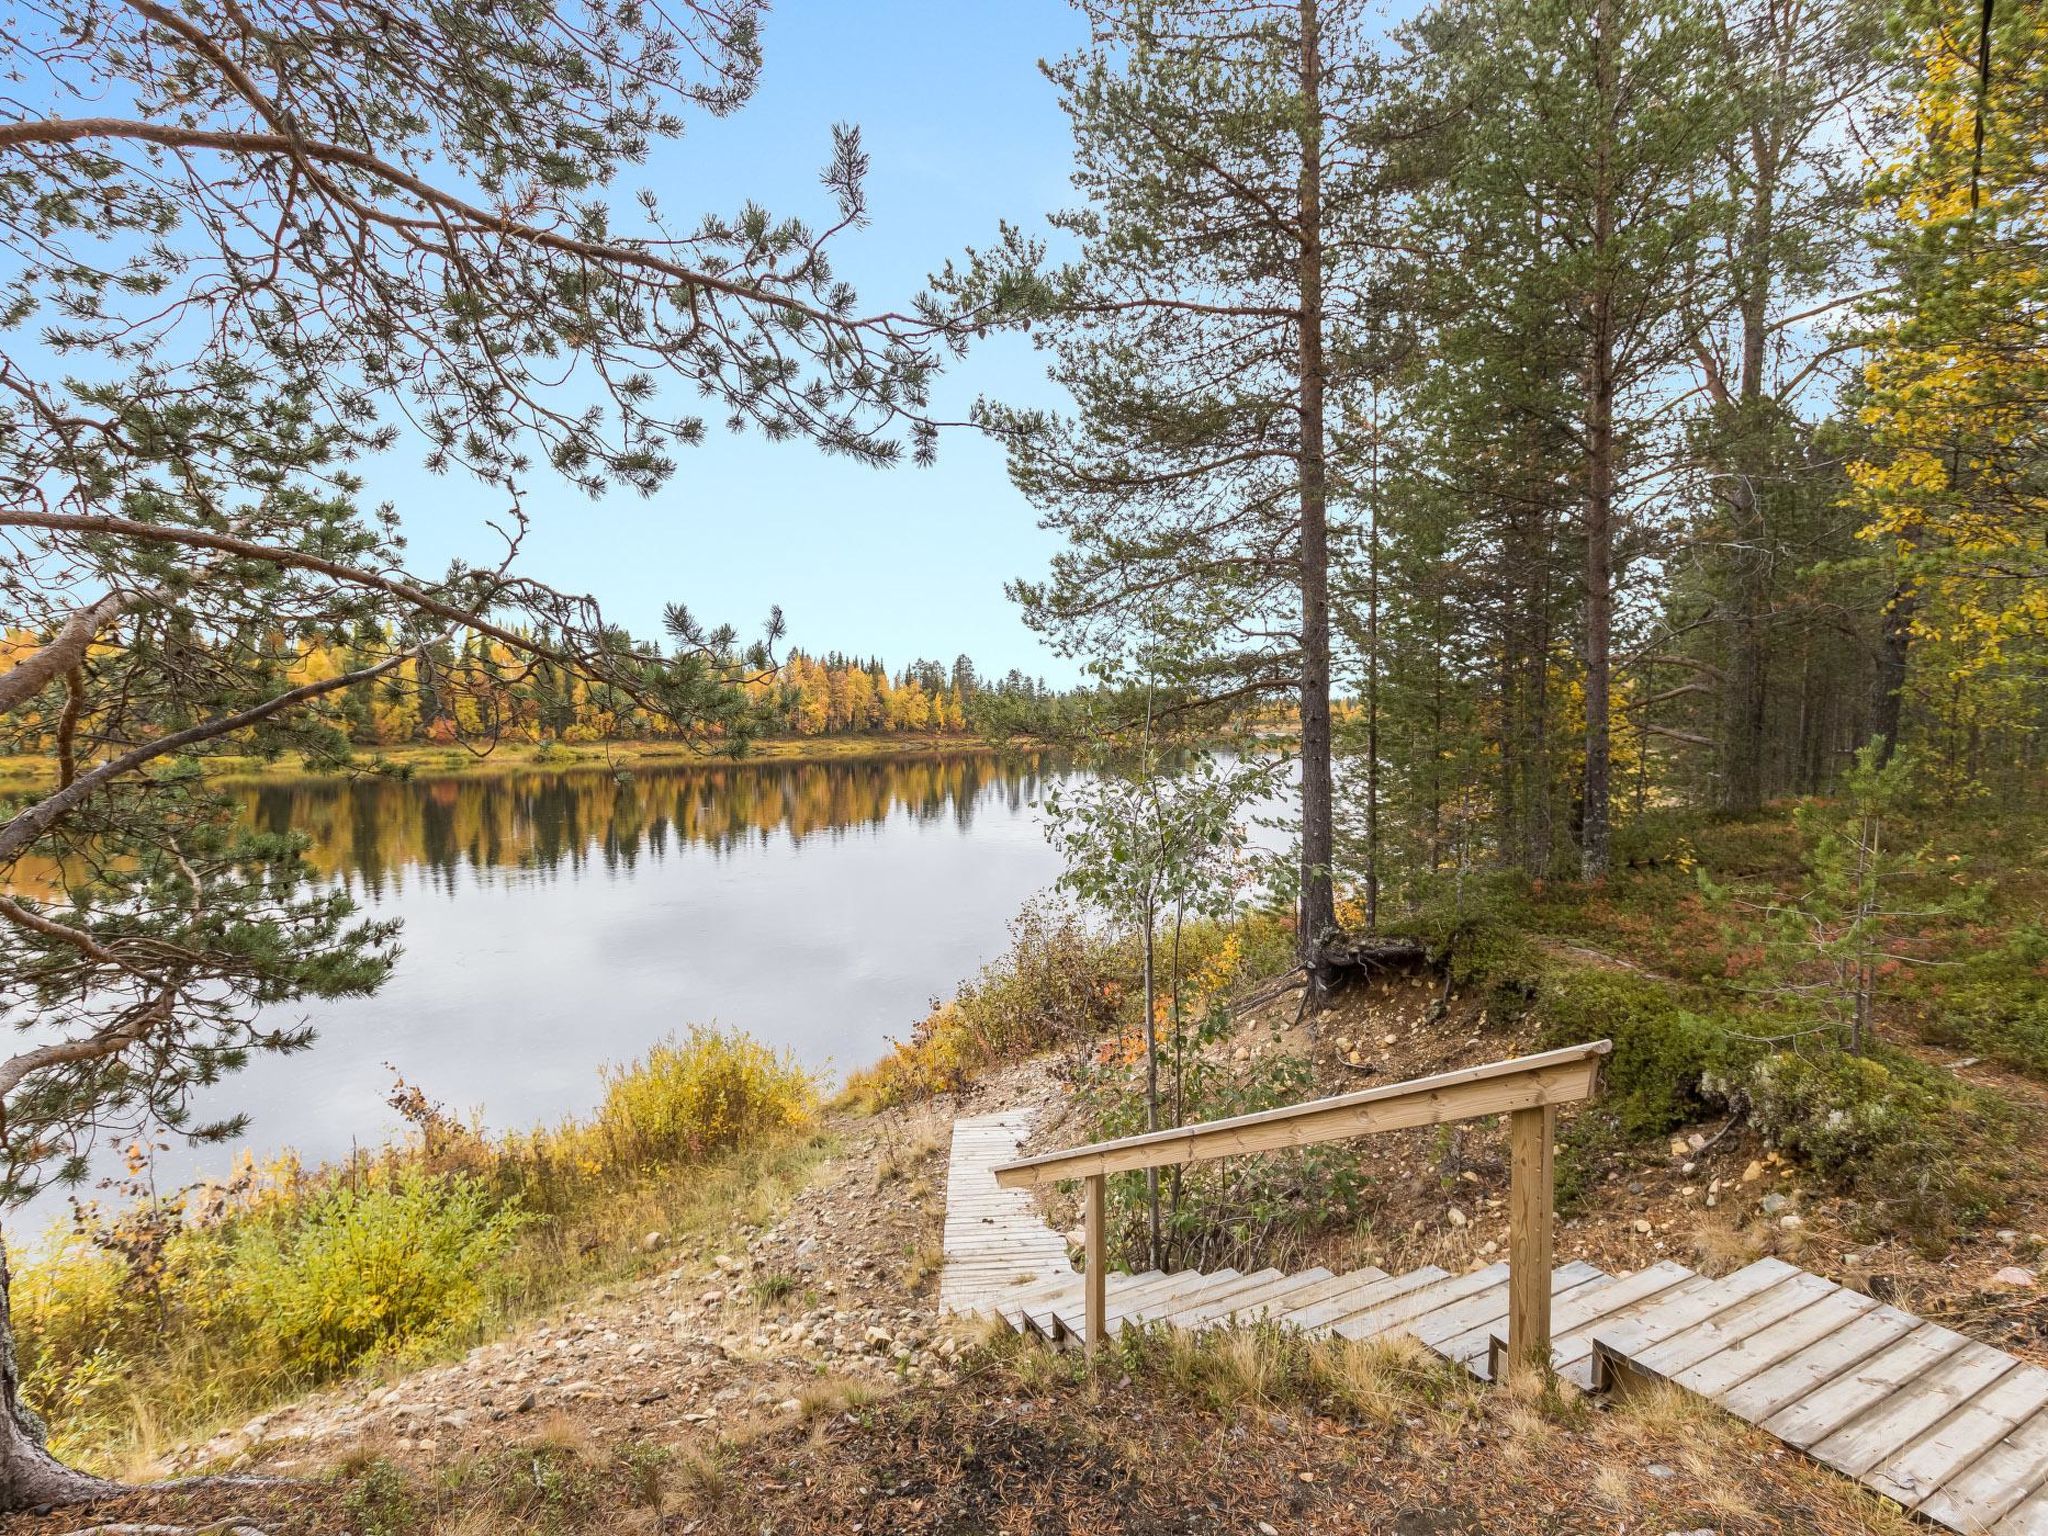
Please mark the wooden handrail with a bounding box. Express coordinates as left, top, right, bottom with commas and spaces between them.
995, 1039, 1612, 1370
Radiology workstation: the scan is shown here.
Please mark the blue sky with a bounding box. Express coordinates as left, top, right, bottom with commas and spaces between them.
380, 0, 1093, 683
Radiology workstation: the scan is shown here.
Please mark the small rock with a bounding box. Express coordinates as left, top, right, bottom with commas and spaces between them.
1644, 1463, 1677, 1480
640, 1230, 667, 1254
1760, 1193, 1789, 1215
1779, 1214, 1804, 1231
513, 1391, 537, 1414
1742, 1160, 1764, 1183
1993, 1266, 2037, 1288
1446, 1207, 1469, 1228
1259, 1524, 1280, 1536
1633, 1219, 1653, 1234
1669, 1137, 1689, 1157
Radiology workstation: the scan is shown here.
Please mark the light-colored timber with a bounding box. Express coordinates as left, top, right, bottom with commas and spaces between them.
942, 1097, 2048, 1533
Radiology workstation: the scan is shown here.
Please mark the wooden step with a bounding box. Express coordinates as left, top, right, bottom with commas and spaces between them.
1914, 1406, 2048, 1534
1991, 1477, 2048, 1535
1711, 1294, 1920, 1421
1620, 1267, 1840, 1383
1412, 1260, 1606, 1359
1424, 1261, 1610, 1374
1112, 1269, 1285, 1334
1589, 1257, 1801, 1389
1762, 1320, 1974, 1452
1219, 1267, 1392, 1332
1861, 1362, 2048, 1515
1807, 1339, 2024, 1479
1040, 1268, 1245, 1341
1480, 1259, 1697, 1384
1326, 1263, 1510, 1342
1160, 1268, 1338, 1330
1276, 1266, 1452, 1334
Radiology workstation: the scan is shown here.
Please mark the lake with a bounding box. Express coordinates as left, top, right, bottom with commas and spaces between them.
68, 750, 1082, 1209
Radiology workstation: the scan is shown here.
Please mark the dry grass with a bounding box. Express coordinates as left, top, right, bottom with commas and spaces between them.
901, 1238, 945, 1294
1690, 1209, 1774, 1274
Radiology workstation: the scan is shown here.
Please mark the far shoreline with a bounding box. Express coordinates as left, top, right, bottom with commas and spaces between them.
0, 732, 1023, 789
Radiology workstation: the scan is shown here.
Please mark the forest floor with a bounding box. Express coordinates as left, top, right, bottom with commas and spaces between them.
0, 731, 997, 787
19, 954, 2039, 1536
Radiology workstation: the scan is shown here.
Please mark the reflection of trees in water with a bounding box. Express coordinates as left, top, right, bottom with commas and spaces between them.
235, 754, 1071, 897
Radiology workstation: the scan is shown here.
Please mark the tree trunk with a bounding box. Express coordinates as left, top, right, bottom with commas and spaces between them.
1580, 0, 1619, 884
1295, 0, 1339, 967
1, 1234, 116, 1511
1140, 901, 1161, 1270
1364, 399, 1382, 931
1868, 575, 1914, 763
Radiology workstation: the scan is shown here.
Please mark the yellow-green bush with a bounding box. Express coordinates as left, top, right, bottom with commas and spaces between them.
597, 1026, 816, 1166
229, 1169, 526, 1374
9, 1025, 825, 1470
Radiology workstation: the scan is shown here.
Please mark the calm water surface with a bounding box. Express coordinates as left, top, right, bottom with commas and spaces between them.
137, 751, 1079, 1198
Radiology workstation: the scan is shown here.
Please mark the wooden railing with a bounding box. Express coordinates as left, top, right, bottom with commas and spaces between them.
993, 1039, 1612, 1372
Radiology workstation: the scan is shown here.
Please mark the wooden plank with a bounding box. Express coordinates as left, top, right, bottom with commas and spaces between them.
1329, 1264, 1510, 1341
1916, 1407, 2048, 1534
1590, 1258, 1800, 1388
1628, 1270, 1839, 1381
1862, 1363, 2048, 1512
1434, 1264, 1612, 1368
1174, 1269, 1339, 1330
1529, 1260, 1697, 1380
1417, 1261, 1604, 1355
1091, 1268, 1246, 1334
1272, 1266, 1452, 1333
1153, 1270, 1325, 1329
1083, 1173, 1105, 1351
993, 1042, 1612, 1188
1995, 1482, 2048, 1536
1122, 1270, 1286, 1331
1687, 1294, 1913, 1413
1236, 1266, 1391, 1326
1762, 1321, 1972, 1451
1024, 1276, 1188, 1339
1505, 1104, 1556, 1373
1808, 1341, 2021, 1479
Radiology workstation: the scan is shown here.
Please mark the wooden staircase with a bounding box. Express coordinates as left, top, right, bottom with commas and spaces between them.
942, 1087, 2048, 1535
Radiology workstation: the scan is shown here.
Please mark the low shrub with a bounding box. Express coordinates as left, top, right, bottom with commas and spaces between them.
1733, 1047, 2014, 1232
1918, 925, 2048, 1079
230, 1168, 526, 1374
597, 1026, 817, 1166
1535, 970, 1738, 1139
11, 1025, 825, 1470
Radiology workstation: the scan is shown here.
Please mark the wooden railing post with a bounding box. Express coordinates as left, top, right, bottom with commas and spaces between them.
1506, 1102, 1555, 1376
1084, 1172, 1106, 1352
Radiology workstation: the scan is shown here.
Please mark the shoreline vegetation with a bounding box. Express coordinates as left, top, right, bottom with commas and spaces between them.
14, 1028, 826, 1476
0, 732, 1010, 790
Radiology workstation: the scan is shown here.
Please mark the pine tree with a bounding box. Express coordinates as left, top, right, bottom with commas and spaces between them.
953, 0, 1410, 972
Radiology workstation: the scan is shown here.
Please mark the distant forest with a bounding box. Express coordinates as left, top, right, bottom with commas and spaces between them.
0, 632, 1064, 749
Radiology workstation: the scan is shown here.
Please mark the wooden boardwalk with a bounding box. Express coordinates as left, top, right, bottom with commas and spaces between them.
939, 1113, 2048, 1533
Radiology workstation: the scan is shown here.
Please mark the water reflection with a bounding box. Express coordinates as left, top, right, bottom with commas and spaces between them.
80, 750, 1083, 1202
232, 752, 1059, 894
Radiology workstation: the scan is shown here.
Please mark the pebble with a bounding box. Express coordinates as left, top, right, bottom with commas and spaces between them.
1993, 1266, 2037, 1288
